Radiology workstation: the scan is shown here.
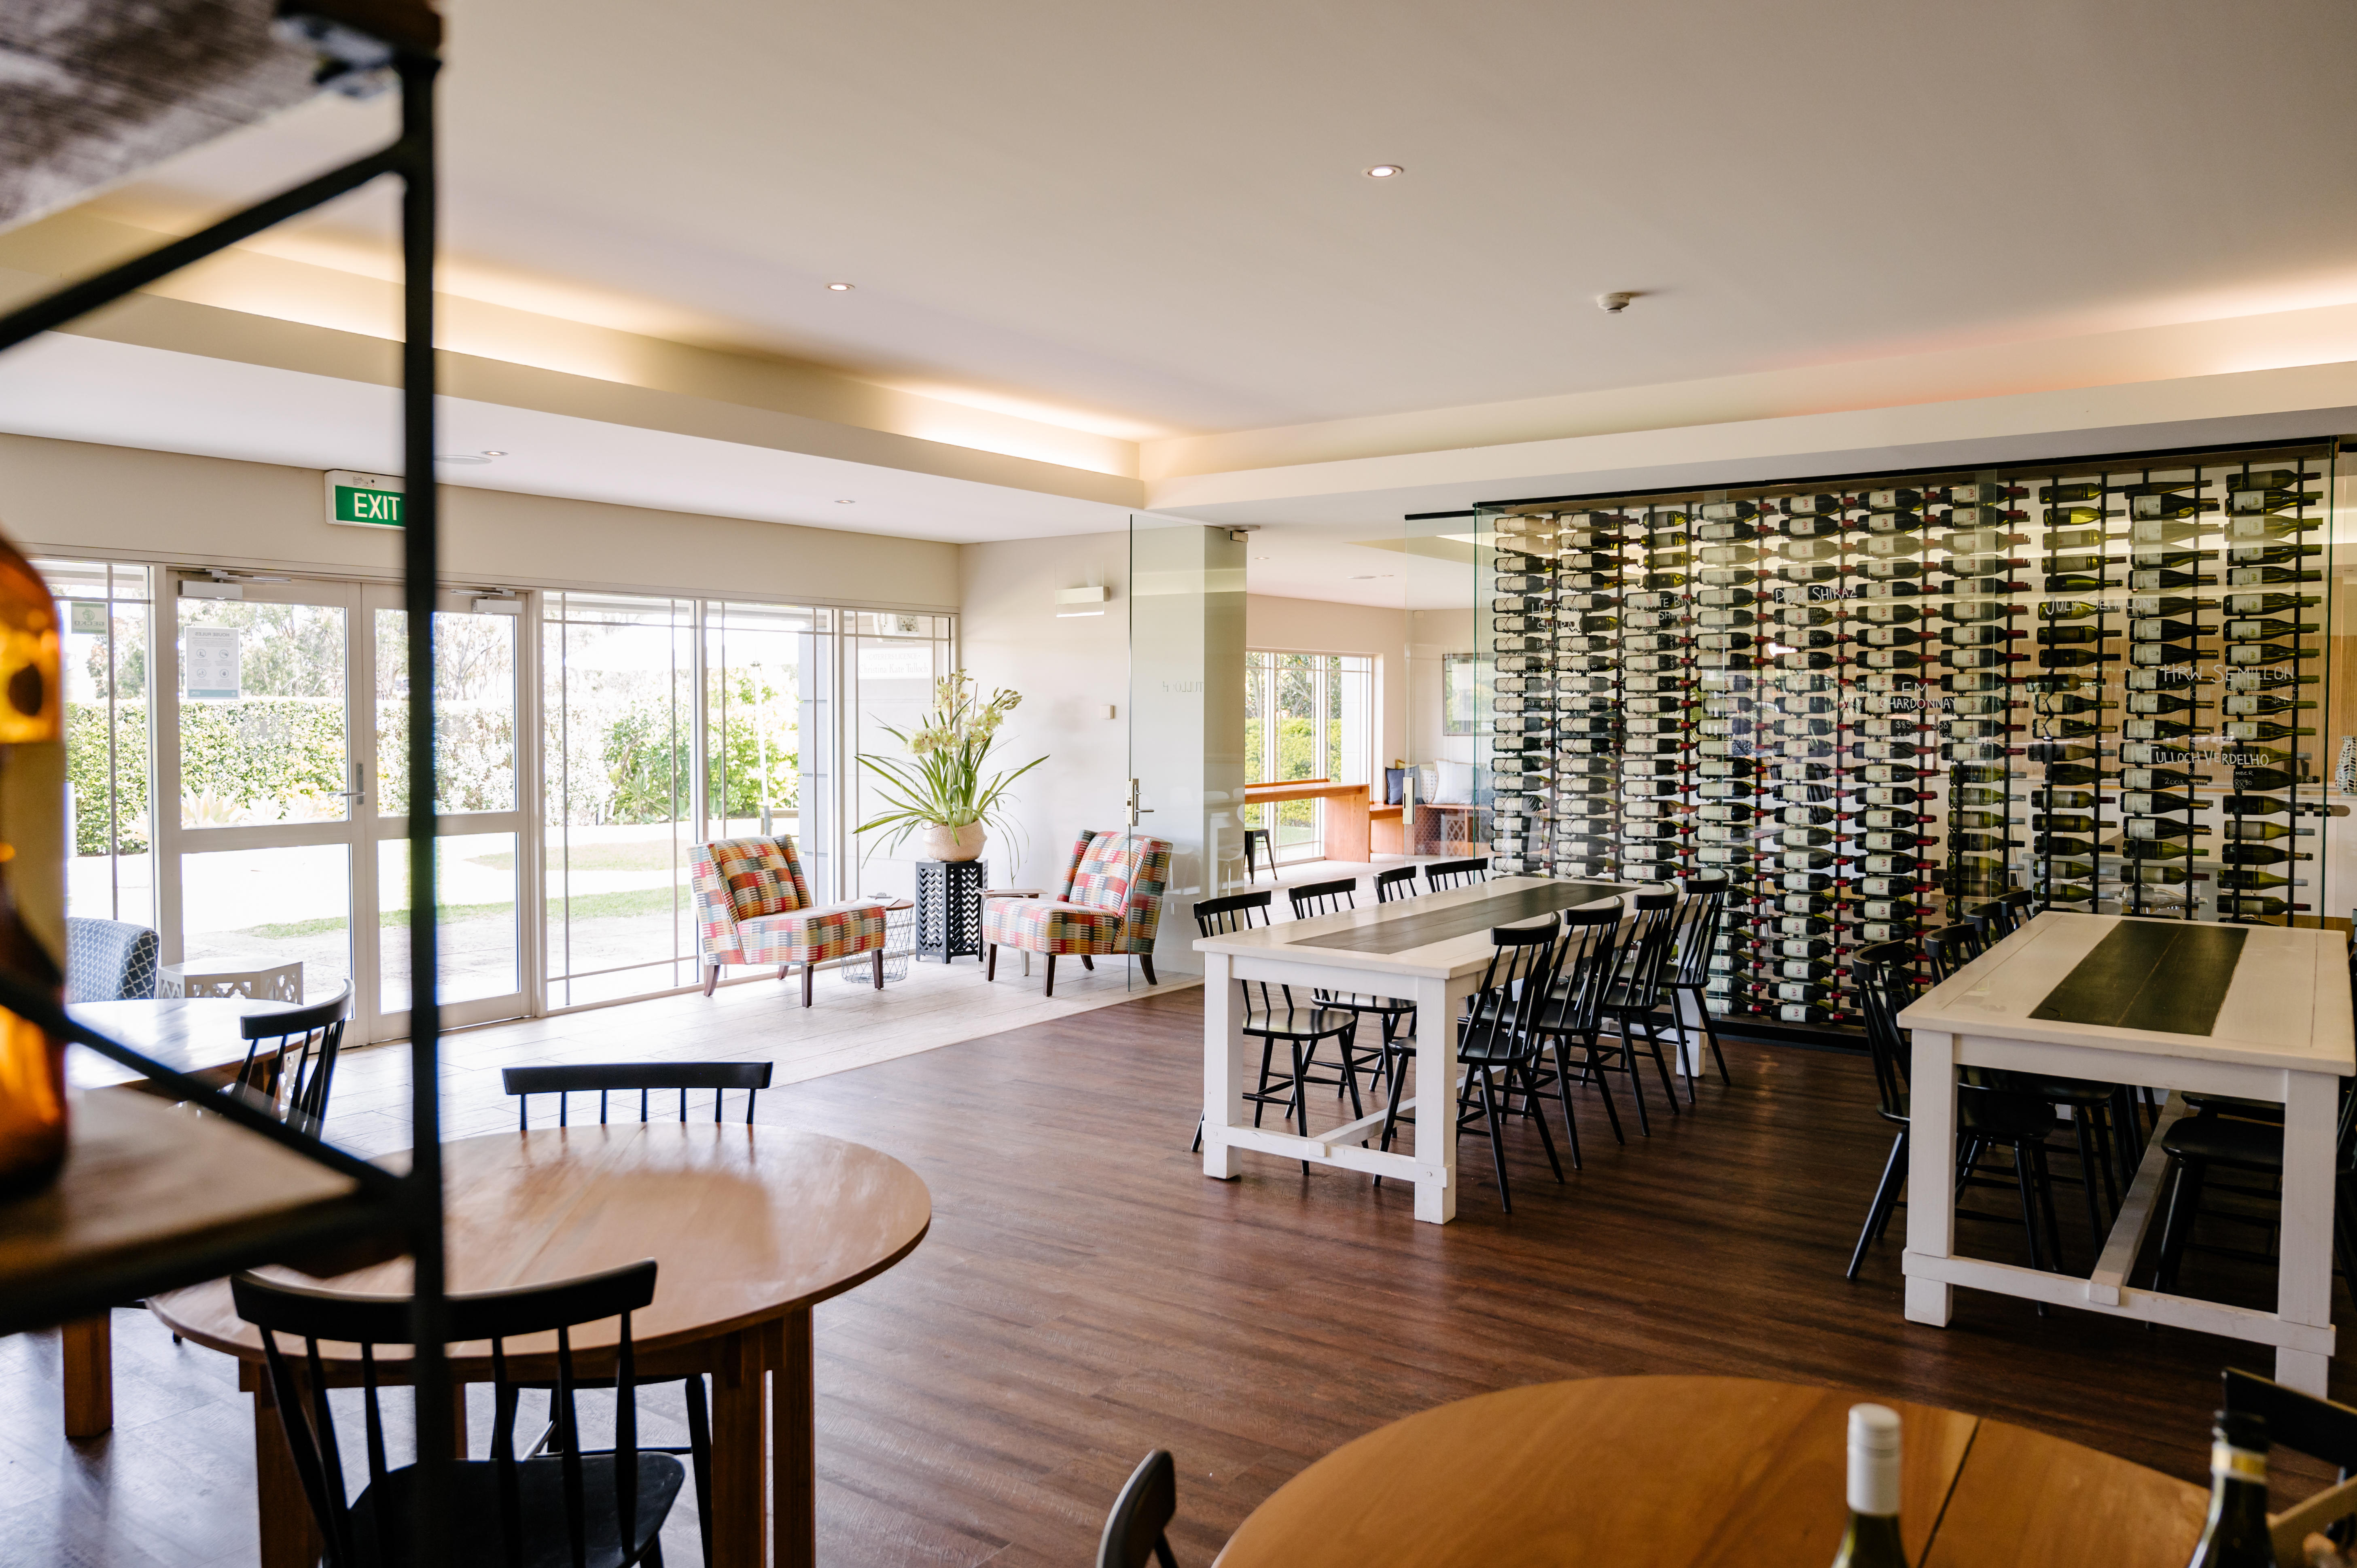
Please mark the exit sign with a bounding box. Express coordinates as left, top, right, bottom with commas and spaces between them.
326, 470, 403, 528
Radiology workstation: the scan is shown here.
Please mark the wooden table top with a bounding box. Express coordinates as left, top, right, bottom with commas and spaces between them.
1899, 910, 2355, 1073
0, 1090, 365, 1334
1214, 1377, 2205, 1568
1241, 780, 1372, 803
66, 996, 301, 1090
1191, 875, 1633, 981
151, 1122, 931, 1361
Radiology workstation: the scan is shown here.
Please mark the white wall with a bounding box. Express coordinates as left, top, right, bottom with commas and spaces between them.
1242, 593, 1408, 771
0, 434, 962, 608
954, 530, 1132, 887
1407, 607, 1478, 768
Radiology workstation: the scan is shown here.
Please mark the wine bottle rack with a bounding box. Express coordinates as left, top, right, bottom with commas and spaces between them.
1472, 441, 2340, 1035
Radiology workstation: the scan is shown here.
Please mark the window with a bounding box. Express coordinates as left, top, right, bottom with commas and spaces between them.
40, 560, 153, 927
1243, 650, 1375, 865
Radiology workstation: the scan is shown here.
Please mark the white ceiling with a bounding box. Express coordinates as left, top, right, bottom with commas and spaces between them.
105, 0, 2357, 443
0, 332, 1130, 542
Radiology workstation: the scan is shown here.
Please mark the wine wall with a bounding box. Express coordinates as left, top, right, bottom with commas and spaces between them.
1475, 441, 2340, 1032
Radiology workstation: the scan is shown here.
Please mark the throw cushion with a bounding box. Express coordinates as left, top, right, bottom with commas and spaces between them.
710, 838, 804, 921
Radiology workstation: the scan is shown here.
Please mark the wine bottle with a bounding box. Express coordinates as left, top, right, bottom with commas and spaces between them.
2185, 1410, 2276, 1568
2223, 721, 2315, 742
2029, 788, 2096, 810
2039, 649, 2110, 669
2128, 691, 2200, 715
2045, 764, 2109, 786
2221, 845, 2307, 868
1830, 1403, 1908, 1568
2224, 820, 2300, 841
2226, 516, 2319, 540
2219, 869, 2300, 890
2226, 646, 2320, 667
2129, 493, 2210, 519
2123, 767, 2199, 792
2033, 835, 2095, 857
2229, 565, 2323, 585
2037, 626, 2114, 646
2132, 568, 2211, 590
2125, 792, 2200, 815
2126, 818, 2210, 840
2228, 468, 2308, 492
2217, 895, 2296, 918
2228, 542, 2323, 566
2226, 618, 2319, 640
2045, 504, 2110, 524
2224, 593, 2319, 615
0, 527, 64, 1199
2043, 573, 2115, 594
2124, 718, 2201, 741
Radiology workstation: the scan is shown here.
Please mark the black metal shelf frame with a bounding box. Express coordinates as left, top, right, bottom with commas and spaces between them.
0, 2, 453, 1551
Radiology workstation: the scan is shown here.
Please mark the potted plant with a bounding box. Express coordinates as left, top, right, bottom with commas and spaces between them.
854, 672, 1045, 862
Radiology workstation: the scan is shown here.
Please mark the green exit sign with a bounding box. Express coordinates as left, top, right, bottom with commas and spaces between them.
325, 470, 403, 528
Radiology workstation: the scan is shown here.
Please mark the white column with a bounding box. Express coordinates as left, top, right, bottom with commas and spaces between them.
1902, 1027, 1958, 1326
1201, 952, 1246, 1180
2275, 1066, 2338, 1396
1411, 970, 1467, 1224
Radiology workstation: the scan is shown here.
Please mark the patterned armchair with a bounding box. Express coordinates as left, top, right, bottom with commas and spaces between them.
689, 835, 888, 1007
65, 916, 158, 1003
982, 829, 1172, 997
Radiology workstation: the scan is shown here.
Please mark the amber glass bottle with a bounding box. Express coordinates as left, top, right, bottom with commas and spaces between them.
0, 530, 66, 1198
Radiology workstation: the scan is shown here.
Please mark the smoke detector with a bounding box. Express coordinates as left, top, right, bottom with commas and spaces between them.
1598, 291, 1639, 314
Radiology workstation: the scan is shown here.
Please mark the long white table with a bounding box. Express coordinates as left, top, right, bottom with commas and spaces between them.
1899, 910, 2353, 1394
1193, 875, 1633, 1223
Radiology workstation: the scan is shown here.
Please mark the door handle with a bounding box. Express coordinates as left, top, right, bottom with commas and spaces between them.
1126, 778, 1153, 827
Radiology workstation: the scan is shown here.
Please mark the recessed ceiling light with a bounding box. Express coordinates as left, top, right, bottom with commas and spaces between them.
435, 453, 491, 465
826, 282, 854, 291
1363, 164, 1403, 178
835, 498, 857, 504
481, 449, 507, 457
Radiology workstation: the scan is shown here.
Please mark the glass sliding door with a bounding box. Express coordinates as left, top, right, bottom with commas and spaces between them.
161, 577, 361, 1008
542, 591, 697, 1008
365, 586, 531, 1034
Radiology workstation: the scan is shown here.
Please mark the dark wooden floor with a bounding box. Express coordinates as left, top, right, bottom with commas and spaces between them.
2, 985, 2340, 1566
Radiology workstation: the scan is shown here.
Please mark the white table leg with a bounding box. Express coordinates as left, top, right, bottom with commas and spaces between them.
1202, 953, 1246, 1181
2276, 1066, 2338, 1396
1410, 973, 1466, 1224
1902, 1027, 1958, 1326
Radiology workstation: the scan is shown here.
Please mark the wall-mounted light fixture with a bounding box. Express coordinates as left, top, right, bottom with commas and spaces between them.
1056, 584, 1110, 619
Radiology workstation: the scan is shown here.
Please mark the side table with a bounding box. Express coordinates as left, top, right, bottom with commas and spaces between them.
915, 860, 989, 962
845, 898, 916, 983
159, 956, 303, 1003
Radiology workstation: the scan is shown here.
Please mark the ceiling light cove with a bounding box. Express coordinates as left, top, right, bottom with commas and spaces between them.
1363, 165, 1403, 179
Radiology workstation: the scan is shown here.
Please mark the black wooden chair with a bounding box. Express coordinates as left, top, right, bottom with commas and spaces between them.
1663, 874, 1733, 1095
1850, 941, 2066, 1298
1374, 866, 1420, 904
2150, 1078, 2357, 1299
1522, 904, 1630, 1166
2222, 1369, 2357, 1554
232, 981, 354, 1136
1964, 898, 2022, 944
1192, 892, 1367, 1169
1596, 890, 1683, 1134
502, 1062, 774, 1129
1414, 915, 1564, 1212
232, 1259, 683, 1568
1288, 878, 1414, 1086
498, 1061, 775, 1562
1098, 1449, 1180, 1568
1424, 857, 1489, 892
1922, 922, 2128, 1237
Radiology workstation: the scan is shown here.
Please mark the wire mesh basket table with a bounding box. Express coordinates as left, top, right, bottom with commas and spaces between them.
844, 897, 916, 983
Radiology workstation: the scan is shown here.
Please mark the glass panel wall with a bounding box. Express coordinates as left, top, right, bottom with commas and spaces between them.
844, 611, 954, 900
706, 602, 825, 895
542, 592, 697, 1008
40, 560, 153, 927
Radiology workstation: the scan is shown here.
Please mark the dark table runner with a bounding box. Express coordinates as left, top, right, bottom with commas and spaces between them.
2027, 921, 2248, 1037
1289, 882, 1630, 956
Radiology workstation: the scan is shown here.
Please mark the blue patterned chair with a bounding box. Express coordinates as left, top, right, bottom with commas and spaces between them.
65, 916, 158, 1003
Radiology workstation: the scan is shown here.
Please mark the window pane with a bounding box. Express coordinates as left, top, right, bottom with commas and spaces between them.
846, 619, 953, 901
379, 833, 517, 1011
707, 603, 821, 895
178, 843, 351, 1000
177, 598, 348, 828
543, 593, 695, 1007
376, 608, 517, 815
40, 561, 153, 927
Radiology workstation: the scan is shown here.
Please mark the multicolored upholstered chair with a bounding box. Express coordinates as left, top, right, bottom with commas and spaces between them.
689, 835, 888, 1006
982, 829, 1172, 997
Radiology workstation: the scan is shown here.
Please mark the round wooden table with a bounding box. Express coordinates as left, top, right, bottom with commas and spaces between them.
65, 995, 301, 1090
152, 1122, 931, 1568
1214, 1377, 2208, 1567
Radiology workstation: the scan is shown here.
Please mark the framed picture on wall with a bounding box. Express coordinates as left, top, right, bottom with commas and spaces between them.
1442, 653, 1486, 736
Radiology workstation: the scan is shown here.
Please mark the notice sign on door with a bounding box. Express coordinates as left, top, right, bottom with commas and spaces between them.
184, 626, 242, 700
326, 470, 404, 528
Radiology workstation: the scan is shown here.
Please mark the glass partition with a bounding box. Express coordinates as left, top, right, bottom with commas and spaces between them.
1467, 440, 2347, 1033
39, 560, 153, 927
